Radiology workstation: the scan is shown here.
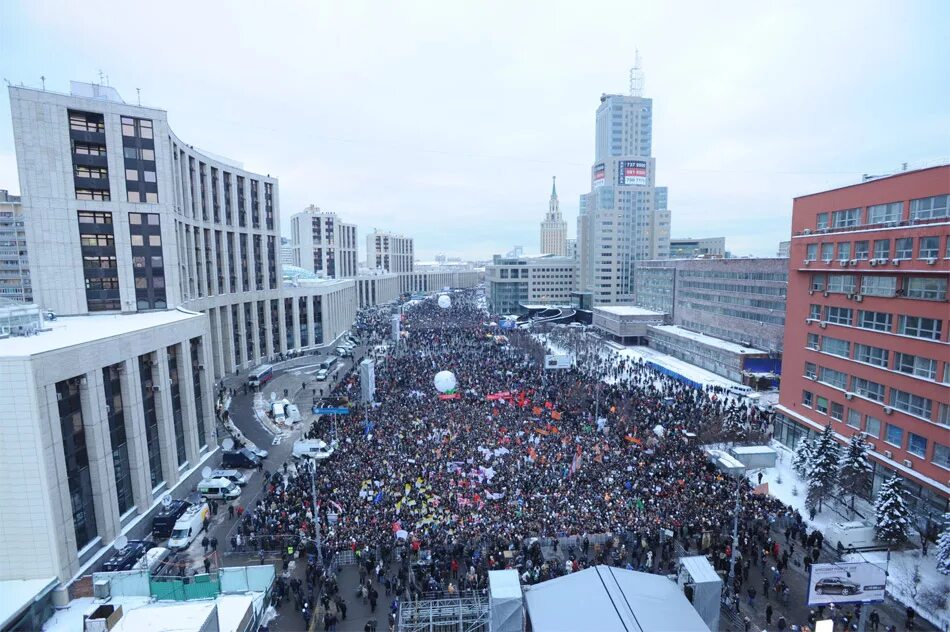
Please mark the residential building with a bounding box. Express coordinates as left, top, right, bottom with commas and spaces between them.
486, 253, 577, 314
366, 230, 414, 273
0, 189, 31, 302
577, 69, 671, 306
289, 206, 358, 278
774, 165, 949, 518
777, 240, 791, 257
566, 238, 577, 260
669, 237, 726, 258
540, 176, 567, 256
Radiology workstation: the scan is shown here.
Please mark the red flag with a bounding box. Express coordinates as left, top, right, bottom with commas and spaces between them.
544, 401, 554, 410
551, 411, 562, 421
532, 406, 542, 416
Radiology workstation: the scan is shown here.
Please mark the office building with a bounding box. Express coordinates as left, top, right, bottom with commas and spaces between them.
577, 64, 671, 305
592, 305, 665, 345
774, 165, 949, 517
280, 236, 292, 264
367, 230, 414, 273
0, 189, 31, 303
356, 269, 400, 308
777, 240, 791, 257
566, 238, 577, 261
540, 177, 567, 256
289, 206, 358, 278
669, 236, 726, 258
486, 253, 577, 314
398, 269, 480, 295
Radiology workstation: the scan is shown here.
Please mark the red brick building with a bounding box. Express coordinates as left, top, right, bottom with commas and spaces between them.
774, 165, 949, 522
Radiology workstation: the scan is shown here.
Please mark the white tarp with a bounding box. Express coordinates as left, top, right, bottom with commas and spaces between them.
488, 570, 523, 632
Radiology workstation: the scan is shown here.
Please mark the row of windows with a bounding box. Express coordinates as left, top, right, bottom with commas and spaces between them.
806, 328, 950, 382
810, 273, 948, 301
814, 195, 949, 229
806, 311, 943, 341
806, 235, 948, 262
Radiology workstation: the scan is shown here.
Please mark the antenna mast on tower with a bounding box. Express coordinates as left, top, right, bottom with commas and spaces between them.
629, 49, 645, 97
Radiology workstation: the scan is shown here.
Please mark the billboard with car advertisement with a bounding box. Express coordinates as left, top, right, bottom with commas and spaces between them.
617, 160, 647, 186
807, 562, 886, 606
592, 163, 606, 188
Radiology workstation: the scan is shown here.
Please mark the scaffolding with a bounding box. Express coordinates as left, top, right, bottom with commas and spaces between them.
397, 592, 490, 632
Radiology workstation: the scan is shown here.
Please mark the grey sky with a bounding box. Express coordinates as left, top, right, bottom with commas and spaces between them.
1, 0, 947, 260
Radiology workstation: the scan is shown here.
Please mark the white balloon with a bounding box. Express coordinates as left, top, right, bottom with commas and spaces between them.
437, 294, 451, 309
433, 370, 458, 393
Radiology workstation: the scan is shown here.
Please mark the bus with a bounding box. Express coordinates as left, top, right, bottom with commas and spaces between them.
248, 364, 274, 388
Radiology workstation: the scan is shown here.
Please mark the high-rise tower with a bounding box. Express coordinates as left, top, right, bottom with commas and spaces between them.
540, 176, 567, 256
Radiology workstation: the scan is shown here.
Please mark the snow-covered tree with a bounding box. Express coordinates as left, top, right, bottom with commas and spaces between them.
792, 436, 815, 477
936, 512, 950, 575
805, 425, 840, 513
874, 476, 911, 545
839, 433, 872, 516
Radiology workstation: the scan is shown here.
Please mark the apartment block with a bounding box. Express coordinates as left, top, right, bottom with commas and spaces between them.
367, 230, 414, 273
289, 206, 358, 278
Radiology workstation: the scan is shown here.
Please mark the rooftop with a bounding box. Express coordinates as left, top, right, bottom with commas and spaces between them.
0, 577, 57, 628
794, 163, 949, 199
595, 305, 666, 317
649, 324, 768, 355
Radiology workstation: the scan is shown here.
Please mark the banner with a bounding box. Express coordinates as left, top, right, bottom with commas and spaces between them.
592, 163, 606, 188
617, 160, 647, 186
545, 354, 575, 370
438, 393, 461, 400
486, 391, 512, 401
807, 562, 886, 605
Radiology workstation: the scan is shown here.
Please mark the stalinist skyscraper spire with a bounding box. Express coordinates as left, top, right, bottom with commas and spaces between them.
540, 176, 567, 256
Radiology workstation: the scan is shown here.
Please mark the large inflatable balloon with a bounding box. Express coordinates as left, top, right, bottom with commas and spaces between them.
433, 370, 458, 393
438, 294, 452, 309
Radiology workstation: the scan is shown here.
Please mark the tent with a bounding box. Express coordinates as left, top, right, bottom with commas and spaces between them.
488, 570, 522, 632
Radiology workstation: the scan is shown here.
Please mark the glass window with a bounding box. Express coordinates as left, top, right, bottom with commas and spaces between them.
816, 396, 828, 414
125, 169, 138, 181
885, 424, 903, 447
854, 343, 888, 367
898, 315, 942, 340
934, 443, 949, 469
894, 353, 937, 380
865, 416, 881, 438
940, 404, 950, 428
904, 277, 947, 301
910, 195, 949, 220
827, 274, 855, 294
806, 243, 818, 260
854, 241, 869, 259
851, 376, 885, 402
148, 235, 162, 246
141, 148, 155, 161
132, 256, 145, 268
151, 256, 163, 268
873, 239, 890, 259
820, 243, 834, 260
121, 117, 135, 136
807, 333, 820, 349
837, 242, 852, 260
832, 208, 861, 228
867, 202, 902, 224
846, 409, 861, 429
889, 389, 932, 419
145, 192, 159, 203
821, 337, 850, 359
129, 213, 142, 225
894, 238, 913, 259
820, 366, 848, 389
825, 306, 852, 325
804, 362, 817, 379
907, 433, 927, 458
858, 310, 892, 332
831, 402, 844, 421
146, 214, 160, 225
860, 275, 896, 297
803, 391, 814, 407
809, 304, 822, 320
810, 274, 826, 291
918, 236, 939, 259
817, 213, 829, 230
130, 235, 144, 246
143, 171, 157, 183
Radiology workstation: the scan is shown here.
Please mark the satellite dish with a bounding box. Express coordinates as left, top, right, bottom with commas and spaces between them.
221, 437, 235, 451
161, 495, 172, 508
201, 466, 213, 479
114, 535, 128, 551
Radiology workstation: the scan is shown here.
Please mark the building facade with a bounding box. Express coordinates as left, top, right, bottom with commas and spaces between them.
398, 269, 480, 295
565, 238, 577, 261
577, 87, 670, 305
774, 166, 949, 517
540, 177, 567, 256
356, 271, 400, 308
669, 236, 726, 258
367, 230, 414, 273
486, 254, 577, 314
633, 257, 787, 354
289, 206, 358, 278
592, 305, 666, 345
9, 82, 356, 380
0, 189, 31, 303
280, 236, 292, 265
777, 240, 791, 257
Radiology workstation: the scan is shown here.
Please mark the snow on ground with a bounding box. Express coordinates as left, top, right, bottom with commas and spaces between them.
613, 345, 741, 389
750, 442, 949, 630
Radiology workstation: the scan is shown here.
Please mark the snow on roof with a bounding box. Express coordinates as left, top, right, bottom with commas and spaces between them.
679, 556, 721, 585
614, 346, 741, 389
731, 446, 778, 456
0, 577, 57, 627
488, 569, 522, 599
0, 309, 204, 357
649, 325, 767, 354
595, 305, 666, 317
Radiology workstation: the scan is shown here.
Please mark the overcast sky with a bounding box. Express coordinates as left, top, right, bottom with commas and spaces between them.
1, 1, 947, 260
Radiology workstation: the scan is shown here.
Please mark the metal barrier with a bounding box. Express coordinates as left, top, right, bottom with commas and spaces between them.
150, 573, 220, 601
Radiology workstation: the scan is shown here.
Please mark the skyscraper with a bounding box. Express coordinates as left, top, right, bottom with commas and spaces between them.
540, 176, 567, 256
577, 59, 670, 304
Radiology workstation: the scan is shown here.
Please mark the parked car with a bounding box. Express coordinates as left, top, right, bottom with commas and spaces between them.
208, 469, 248, 486
240, 443, 268, 460
101, 538, 155, 572
292, 439, 335, 460
814, 576, 862, 596
315, 368, 329, 381
221, 448, 261, 469
196, 477, 241, 501
133, 546, 171, 574
152, 499, 192, 539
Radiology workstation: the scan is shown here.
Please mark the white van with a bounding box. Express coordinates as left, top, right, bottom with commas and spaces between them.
196, 477, 241, 501
826, 521, 880, 551
168, 502, 210, 550
292, 439, 335, 460
208, 469, 248, 486
134, 546, 171, 573
271, 402, 286, 424
727, 384, 754, 398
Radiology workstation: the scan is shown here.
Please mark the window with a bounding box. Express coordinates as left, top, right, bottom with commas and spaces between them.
69, 112, 104, 132
847, 409, 861, 429
148, 235, 161, 246
894, 238, 913, 259
854, 241, 870, 260
889, 389, 932, 419
907, 433, 927, 458
803, 391, 814, 407
904, 276, 948, 301
809, 304, 822, 320
940, 404, 950, 427
851, 377, 885, 402
867, 202, 902, 224
860, 275, 896, 297
934, 443, 949, 470
807, 333, 820, 349
78, 211, 112, 224
898, 315, 942, 340
873, 239, 890, 259
820, 366, 848, 389
804, 362, 817, 379
865, 416, 881, 438
832, 208, 861, 228
915, 236, 939, 259
821, 337, 850, 359
837, 242, 852, 260
824, 306, 852, 325
820, 243, 834, 261
910, 195, 949, 220
121, 117, 136, 137
885, 424, 903, 447
858, 310, 892, 332
810, 274, 826, 291
831, 402, 844, 421
806, 243, 818, 260
816, 396, 828, 414
816, 213, 829, 230
131, 235, 144, 246
125, 169, 139, 181
75, 189, 110, 201
854, 343, 888, 367
827, 274, 855, 294
73, 142, 105, 156
894, 353, 937, 380
75, 166, 108, 179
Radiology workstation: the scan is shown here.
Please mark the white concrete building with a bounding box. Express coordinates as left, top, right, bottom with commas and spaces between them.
0, 189, 31, 302
280, 236, 292, 265
355, 269, 401, 308
540, 177, 567, 256
398, 269, 480, 295
289, 206, 358, 278
366, 230, 414, 273
486, 254, 577, 314
565, 238, 577, 261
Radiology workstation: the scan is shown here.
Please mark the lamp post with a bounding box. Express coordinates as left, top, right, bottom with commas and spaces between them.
727, 476, 741, 607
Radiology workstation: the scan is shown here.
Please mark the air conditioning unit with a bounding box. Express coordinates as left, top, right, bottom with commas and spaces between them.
883, 450, 893, 459
845, 392, 854, 400
849, 259, 857, 266
805, 318, 813, 325
866, 441, 876, 452
809, 375, 818, 381
902, 459, 913, 468
846, 293, 854, 300
808, 289, 815, 295
803, 260, 811, 266
802, 229, 812, 235
839, 260, 849, 267
927, 258, 937, 265
883, 406, 893, 415
869, 259, 878, 267
892, 259, 900, 266
152, 385, 161, 392
819, 321, 828, 329
823, 259, 833, 264
823, 291, 830, 297
92, 579, 111, 599
853, 294, 864, 303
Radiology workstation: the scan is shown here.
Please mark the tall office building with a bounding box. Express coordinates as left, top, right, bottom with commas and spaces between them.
366, 230, 414, 273
280, 236, 293, 265
577, 62, 670, 305
540, 177, 567, 256
289, 206, 358, 278
0, 189, 31, 302
774, 165, 948, 518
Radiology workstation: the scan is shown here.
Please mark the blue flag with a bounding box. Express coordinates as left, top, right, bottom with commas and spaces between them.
373, 490, 384, 504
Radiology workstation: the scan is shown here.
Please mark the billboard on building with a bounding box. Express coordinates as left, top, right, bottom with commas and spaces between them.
807, 562, 886, 606
617, 160, 647, 186
544, 354, 575, 370
592, 163, 606, 188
